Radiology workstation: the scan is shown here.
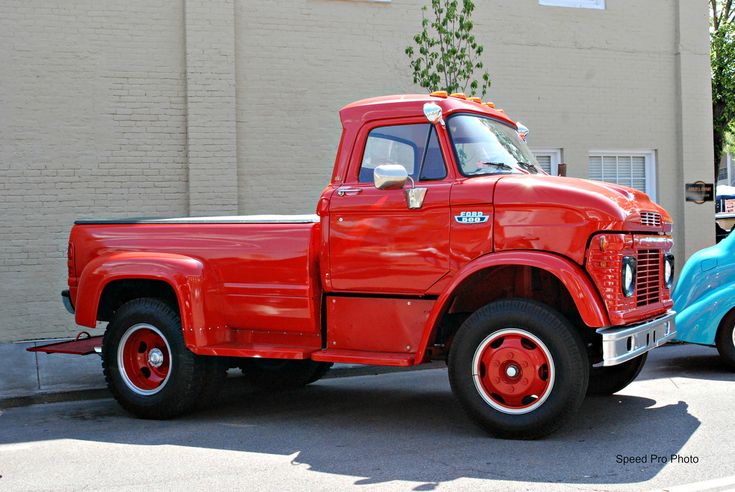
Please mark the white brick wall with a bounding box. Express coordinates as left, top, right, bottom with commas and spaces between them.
0, 0, 714, 342
0, 1, 188, 342
185, 0, 238, 215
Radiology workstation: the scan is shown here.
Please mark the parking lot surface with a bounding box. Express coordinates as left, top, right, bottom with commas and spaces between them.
0, 343, 733, 491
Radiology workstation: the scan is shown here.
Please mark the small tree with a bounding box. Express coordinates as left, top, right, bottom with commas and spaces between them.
405, 0, 491, 97
711, 0, 735, 178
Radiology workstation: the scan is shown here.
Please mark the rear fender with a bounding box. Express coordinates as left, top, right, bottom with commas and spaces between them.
415, 251, 610, 362
74, 252, 211, 346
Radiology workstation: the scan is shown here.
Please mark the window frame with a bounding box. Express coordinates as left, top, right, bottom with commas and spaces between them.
588, 150, 657, 201
357, 122, 447, 184
531, 148, 562, 176
538, 0, 605, 9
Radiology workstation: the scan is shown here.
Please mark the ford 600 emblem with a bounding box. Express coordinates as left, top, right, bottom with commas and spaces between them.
455, 211, 489, 224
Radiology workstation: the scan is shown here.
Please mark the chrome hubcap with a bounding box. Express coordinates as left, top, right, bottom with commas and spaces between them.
148, 348, 164, 368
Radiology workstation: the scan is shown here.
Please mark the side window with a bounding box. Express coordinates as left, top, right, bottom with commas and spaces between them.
420, 127, 447, 180
358, 124, 447, 183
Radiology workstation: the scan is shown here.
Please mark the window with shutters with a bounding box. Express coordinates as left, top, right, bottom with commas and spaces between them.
588, 151, 656, 201
539, 0, 605, 9
532, 149, 561, 175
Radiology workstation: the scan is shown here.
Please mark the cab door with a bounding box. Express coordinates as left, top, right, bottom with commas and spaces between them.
328, 121, 452, 295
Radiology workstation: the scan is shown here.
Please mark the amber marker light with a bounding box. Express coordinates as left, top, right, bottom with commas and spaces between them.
450, 92, 467, 99
468, 96, 482, 103
483, 102, 496, 108
430, 90, 448, 98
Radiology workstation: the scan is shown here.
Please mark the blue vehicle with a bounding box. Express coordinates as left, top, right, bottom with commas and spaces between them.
673, 231, 735, 369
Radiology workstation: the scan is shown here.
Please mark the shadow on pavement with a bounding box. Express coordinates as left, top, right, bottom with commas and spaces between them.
0, 367, 700, 489
637, 343, 735, 383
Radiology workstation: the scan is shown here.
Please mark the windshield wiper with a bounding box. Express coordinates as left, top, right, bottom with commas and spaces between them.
467, 162, 514, 175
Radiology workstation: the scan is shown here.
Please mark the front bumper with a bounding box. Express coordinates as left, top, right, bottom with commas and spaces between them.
594, 311, 676, 367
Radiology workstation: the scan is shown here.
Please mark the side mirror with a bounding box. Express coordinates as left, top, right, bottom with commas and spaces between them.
516, 122, 529, 143
423, 103, 445, 127
373, 164, 408, 190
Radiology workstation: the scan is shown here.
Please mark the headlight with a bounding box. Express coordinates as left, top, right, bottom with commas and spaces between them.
664, 253, 675, 289
622, 256, 637, 297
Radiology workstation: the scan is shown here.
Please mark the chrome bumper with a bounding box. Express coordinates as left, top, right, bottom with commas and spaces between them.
594, 311, 676, 367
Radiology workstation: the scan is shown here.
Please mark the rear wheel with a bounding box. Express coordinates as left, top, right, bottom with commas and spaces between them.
102, 298, 207, 419
715, 311, 735, 370
448, 299, 588, 439
586, 353, 647, 396
239, 359, 332, 389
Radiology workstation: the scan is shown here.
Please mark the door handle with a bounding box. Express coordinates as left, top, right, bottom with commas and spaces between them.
337, 187, 362, 197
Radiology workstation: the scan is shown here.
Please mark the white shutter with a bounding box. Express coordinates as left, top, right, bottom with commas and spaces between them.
588, 151, 656, 201
532, 149, 561, 175
535, 154, 552, 174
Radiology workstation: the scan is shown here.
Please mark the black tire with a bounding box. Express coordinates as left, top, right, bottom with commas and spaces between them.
448, 299, 589, 440
102, 298, 207, 419
586, 353, 647, 396
197, 356, 228, 409
715, 310, 735, 370
239, 359, 333, 389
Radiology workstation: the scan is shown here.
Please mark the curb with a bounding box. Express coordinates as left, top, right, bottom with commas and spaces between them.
0, 361, 447, 410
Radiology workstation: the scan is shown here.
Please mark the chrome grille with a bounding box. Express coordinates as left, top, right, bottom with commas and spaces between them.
640, 212, 661, 227
636, 249, 661, 307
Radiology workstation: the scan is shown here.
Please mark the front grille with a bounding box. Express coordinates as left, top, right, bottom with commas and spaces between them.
640, 212, 662, 227
636, 249, 661, 307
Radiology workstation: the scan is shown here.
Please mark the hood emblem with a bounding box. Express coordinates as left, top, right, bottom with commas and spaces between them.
455, 211, 489, 224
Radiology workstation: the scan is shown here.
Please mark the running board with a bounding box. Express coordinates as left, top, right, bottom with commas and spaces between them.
193, 343, 318, 359
311, 349, 415, 366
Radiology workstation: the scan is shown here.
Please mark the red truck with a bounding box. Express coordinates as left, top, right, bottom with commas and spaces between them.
34, 92, 676, 439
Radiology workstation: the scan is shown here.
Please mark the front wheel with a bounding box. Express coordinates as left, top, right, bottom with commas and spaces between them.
448, 299, 589, 439
716, 311, 735, 370
586, 353, 647, 396
102, 298, 208, 419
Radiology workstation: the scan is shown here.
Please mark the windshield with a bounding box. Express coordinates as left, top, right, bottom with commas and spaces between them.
448, 114, 545, 176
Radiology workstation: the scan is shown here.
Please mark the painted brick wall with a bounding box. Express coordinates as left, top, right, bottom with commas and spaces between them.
0, 0, 714, 342
0, 1, 188, 342
185, 0, 238, 215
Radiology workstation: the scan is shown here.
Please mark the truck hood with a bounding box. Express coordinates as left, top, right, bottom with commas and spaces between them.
492, 174, 672, 264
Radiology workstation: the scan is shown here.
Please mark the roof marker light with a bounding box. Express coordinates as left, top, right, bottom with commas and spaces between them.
483, 102, 495, 108
449, 92, 467, 100
468, 96, 482, 103
430, 90, 448, 98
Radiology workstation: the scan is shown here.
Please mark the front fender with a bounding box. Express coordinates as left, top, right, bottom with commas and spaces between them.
674, 283, 735, 346
75, 252, 210, 345
415, 251, 609, 363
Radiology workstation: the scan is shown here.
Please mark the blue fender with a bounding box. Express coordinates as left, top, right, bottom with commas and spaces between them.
675, 284, 735, 345
673, 231, 735, 345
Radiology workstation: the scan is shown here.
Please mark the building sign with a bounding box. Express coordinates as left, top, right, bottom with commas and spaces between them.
685, 181, 714, 204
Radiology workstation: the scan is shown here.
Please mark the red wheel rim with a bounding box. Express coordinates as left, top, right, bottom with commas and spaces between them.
472, 329, 555, 415
117, 324, 172, 396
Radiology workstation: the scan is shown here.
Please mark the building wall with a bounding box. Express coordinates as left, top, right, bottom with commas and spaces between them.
0, 0, 714, 343
0, 1, 188, 342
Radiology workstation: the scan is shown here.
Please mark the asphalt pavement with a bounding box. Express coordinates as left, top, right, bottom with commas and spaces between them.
0, 343, 733, 491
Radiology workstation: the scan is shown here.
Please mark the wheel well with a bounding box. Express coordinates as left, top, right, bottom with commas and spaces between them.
717, 307, 735, 337
97, 279, 179, 321
429, 265, 586, 355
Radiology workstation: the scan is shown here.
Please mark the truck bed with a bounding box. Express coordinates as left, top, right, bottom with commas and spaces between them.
70, 214, 323, 350
74, 214, 319, 224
